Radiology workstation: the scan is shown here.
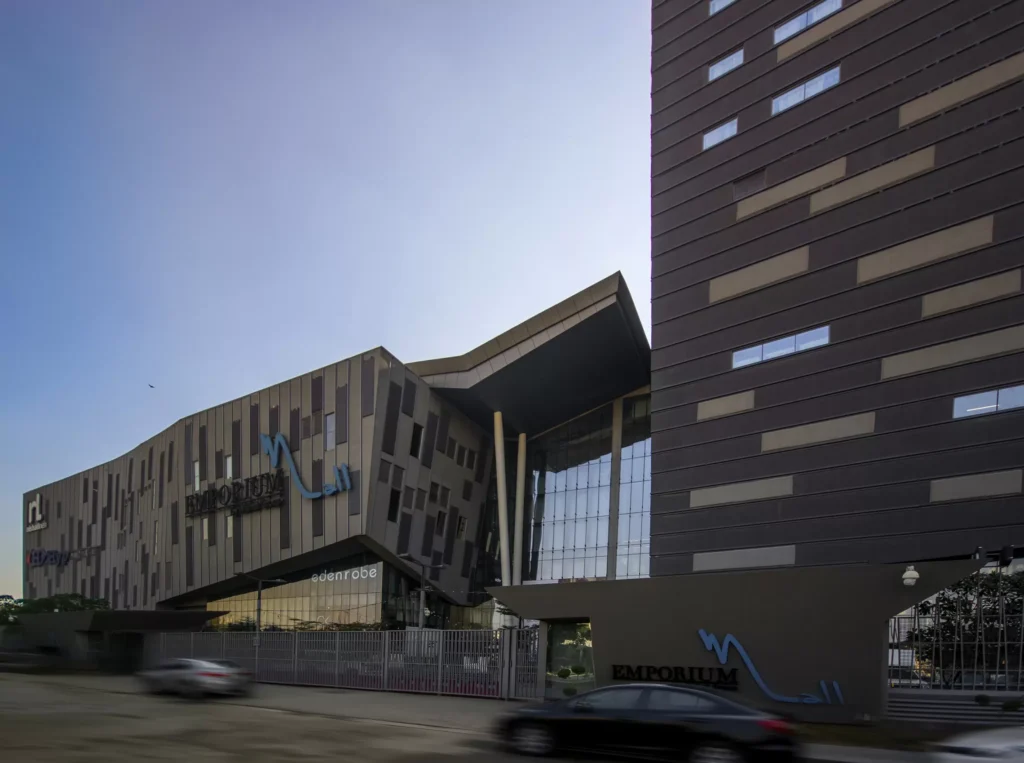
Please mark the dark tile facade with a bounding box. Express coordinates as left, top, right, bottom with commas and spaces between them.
650, 0, 1024, 574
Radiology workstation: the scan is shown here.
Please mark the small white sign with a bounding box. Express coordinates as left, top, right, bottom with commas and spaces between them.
311, 565, 378, 583
26, 493, 47, 533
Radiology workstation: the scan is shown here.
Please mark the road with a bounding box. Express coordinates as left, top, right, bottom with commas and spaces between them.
0, 674, 545, 762
0, 673, 922, 762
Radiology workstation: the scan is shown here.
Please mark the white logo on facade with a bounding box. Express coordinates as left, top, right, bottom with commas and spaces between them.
26, 493, 47, 533
311, 566, 378, 583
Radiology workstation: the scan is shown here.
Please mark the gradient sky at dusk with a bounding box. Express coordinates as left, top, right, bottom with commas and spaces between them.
0, 1, 651, 596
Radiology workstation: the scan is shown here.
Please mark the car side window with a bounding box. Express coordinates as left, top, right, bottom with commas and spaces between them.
646, 688, 719, 713
575, 687, 645, 711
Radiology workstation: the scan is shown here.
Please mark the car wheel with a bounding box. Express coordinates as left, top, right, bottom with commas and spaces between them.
690, 741, 744, 763
509, 723, 554, 757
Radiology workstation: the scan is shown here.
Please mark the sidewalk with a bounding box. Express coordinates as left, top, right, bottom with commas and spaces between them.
16, 674, 925, 761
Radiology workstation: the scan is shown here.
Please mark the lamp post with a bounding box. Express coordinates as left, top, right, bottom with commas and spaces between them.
235, 573, 286, 678
398, 553, 445, 628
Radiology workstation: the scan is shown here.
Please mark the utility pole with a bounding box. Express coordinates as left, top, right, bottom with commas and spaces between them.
236, 572, 285, 678
399, 553, 445, 628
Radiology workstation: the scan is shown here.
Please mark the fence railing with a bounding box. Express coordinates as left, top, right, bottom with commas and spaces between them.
151, 628, 540, 700
888, 575, 1024, 692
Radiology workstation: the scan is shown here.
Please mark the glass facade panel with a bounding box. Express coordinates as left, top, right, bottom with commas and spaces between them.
617, 395, 651, 580
527, 403, 613, 583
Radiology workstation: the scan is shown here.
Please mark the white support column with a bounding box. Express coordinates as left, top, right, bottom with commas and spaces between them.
512, 432, 527, 586
493, 412, 512, 588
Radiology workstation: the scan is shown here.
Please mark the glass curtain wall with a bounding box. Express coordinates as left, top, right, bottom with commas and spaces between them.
618, 395, 651, 579
527, 404, 613, 583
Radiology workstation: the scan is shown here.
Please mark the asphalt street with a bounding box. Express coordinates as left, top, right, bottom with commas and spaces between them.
0, 673, 923, 762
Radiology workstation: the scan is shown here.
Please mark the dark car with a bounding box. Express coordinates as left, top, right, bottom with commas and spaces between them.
496, 683, 798, 761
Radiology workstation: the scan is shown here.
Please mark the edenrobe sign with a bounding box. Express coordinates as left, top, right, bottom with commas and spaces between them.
185, 433, 352, 518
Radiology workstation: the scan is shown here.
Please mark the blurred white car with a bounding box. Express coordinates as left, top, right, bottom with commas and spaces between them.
933, 727, 1024, 761
139, 658, 252, 698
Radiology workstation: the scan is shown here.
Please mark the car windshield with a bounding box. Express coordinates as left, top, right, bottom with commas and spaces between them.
211, 660, 240, 668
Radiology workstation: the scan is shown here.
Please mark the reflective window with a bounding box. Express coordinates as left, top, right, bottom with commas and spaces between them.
709, 49, 744, 81
193, 460, 200, 492
703, 118, 738, 150
618, 395, 651, 580
772, 67, 841, 115
226, 515, 233, 539
578, 687, 645, 710
206, 560, 384, 631
709, 0, 737, 14
774, 0, 842, 44
202, 517, 209, 541
224, 454, 233, 480
647, 688, 718, 712
324, 413, 335, 451
732, 325, 830, 369
953, 385, 1024, 418
527, 404, 612, 583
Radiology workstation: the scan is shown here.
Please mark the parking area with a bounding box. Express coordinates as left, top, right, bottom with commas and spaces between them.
0, 673, 553, 762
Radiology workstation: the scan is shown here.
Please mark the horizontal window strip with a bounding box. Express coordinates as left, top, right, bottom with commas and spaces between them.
880, 324, 1024, 380
689, 475, 794, 508
857, 216, 994, 284
929, 469, 1022, 503
900, 52, 1024, 127
778, 0, 897, 62
761, 412, 876, 452
953, 384, 1024, 419
693, 545, 796, 572
737, 159, 846, 220
810, 147, 936, 215
922, 270, 1022, 318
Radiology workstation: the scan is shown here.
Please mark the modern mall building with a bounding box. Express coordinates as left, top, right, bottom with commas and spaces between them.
22, 273, 651, 630
22, 0, 1024, 722
497, 0, 1024, 721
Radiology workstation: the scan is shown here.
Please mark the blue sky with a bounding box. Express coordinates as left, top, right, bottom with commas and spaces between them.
0, 1, 651, 596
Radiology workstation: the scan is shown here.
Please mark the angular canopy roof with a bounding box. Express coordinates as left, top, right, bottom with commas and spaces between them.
408, 272, 650, 436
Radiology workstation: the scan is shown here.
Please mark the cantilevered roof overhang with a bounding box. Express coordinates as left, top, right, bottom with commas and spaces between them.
408, 273, 650, 436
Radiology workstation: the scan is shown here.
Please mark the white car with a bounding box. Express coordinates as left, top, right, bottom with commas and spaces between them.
138, 658, 252, 698
933, 727, 1024, 762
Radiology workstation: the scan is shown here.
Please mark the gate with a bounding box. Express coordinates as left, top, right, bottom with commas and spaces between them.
151, 627, 539, 700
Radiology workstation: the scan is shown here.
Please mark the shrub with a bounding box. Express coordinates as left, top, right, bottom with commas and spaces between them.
557, 668, 572, 679
1002, 699, 1022, 713
571, 665, 587, 675
975, 694, 991, 707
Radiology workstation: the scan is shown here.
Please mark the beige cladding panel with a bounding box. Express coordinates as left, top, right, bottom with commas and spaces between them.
921, 270, 1021, 317
900, 52, 1024, 127
778, 0, 897, 61
881, 324, 1024, 379
856, 216, 994, 284
761, 412, 876, 452
696, 390, 756, 421
736, 158, 846, 220
930, 469, 1023, 503
709, 248, 809, 303
689, 475, 794, 508
692, 544, 797, 572
810, 147, 936, 214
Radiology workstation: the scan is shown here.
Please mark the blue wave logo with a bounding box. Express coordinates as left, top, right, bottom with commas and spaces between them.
698, 629, 844, 705
260, 433, 352, 500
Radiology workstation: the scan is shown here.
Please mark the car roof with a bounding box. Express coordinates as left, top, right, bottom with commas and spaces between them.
580, 684, 765, 713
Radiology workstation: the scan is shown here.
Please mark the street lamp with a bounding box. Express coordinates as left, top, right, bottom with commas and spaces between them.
235, 573, 286, 642
398, 553, 445, 628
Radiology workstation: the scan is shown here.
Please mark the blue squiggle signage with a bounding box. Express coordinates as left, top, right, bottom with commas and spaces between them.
260, 433, 351, 499
698, 629, 844, 705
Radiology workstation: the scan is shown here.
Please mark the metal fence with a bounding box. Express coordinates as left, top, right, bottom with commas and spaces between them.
888, 570, 1024, 692
153, 628, 540, 700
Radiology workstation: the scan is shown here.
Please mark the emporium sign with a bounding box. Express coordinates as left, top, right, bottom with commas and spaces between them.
185, 433, 352, 518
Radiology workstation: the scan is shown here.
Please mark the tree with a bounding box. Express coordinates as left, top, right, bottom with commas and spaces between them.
900, 571, 1024, 689
0, 594, 109, 625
